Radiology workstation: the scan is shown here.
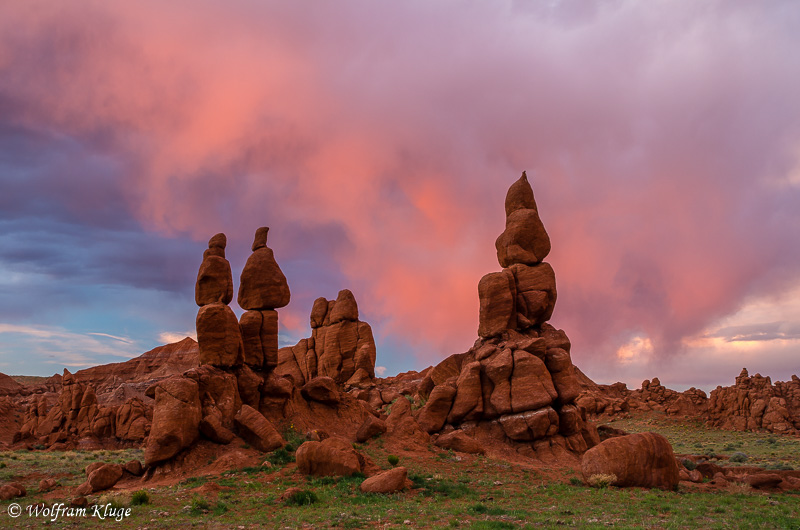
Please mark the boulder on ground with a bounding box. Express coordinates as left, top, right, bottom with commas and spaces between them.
745, 474, 783, 489
87, 463, 123, 492
434, 430, 485, 455
581, 432, 679, 490
360, 466, 408, 494
0, 482, 26, 500
296, 437, 363, 477
39, 478, 58, 492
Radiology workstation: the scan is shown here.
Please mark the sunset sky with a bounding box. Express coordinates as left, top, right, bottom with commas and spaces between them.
1, 1, 799, 391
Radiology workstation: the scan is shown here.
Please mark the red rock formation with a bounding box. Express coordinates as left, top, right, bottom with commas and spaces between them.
144, 376, 201, 466
195, 234, 244, 369
708, 368, 800, 434
277, 289, 377, 386
417, 174, 598, 459
0, 372, 23, 396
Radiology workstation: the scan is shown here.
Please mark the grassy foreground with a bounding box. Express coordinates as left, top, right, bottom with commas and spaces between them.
0, 415, 798, 529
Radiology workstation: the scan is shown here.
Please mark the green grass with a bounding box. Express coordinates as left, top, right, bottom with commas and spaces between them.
609, 413, 800, 469
0, 417, 798, 528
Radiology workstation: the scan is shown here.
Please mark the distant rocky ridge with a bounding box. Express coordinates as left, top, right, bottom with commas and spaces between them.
577, 368, 800, 434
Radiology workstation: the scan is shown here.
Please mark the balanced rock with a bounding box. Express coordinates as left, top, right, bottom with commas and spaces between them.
581, 432, 679, 490
495, 172, 551, 268
195, 233, 233, 306
238, 227, 291, 310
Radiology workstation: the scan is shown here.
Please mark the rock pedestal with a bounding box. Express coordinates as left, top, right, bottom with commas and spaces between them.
195, 234, 244, 368
419, 172, 598, 456
237, 227, 290, 370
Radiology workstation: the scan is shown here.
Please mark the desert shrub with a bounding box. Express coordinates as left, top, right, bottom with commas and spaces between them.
767, 437, 777, 445
468, 503, 507, 516
569, 477, 583, 486
31, 444, 45, 451
266, 448, 295, 466
729, 452, 748, 463
190, 497, 211, 515
282, 426, 305, 451
284, 489, 318, 506
131, 490, 150, 506
213, 501, 228, 515
682, 459, 697, 471
0, 462, 6, 469
387, 455, 400, 467
587, 473, 617, 488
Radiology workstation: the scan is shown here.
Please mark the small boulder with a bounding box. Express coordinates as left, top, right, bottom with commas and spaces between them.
0, 482, 26, 500
301, 377, 340, 405
234, 405, 285, 452
87, 463, 124, 492
296, 437, 363, 477
356, 415, 387, 443
745, 473, 783, 489
39, 478, 58, 492
434, 430, 485, 455
360, 466, 408, 494
581, 432, 679, 490
123, 460, 144, 477
417, 385, 456, 433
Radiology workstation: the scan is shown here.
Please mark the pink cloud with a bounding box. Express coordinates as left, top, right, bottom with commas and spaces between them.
2, 0, 800, 383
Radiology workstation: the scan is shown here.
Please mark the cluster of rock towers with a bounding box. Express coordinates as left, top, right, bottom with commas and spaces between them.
195, 227, 289, 370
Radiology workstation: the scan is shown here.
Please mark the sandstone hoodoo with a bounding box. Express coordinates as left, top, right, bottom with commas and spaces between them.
276, 289, 377, 386
238, 227, 290, 371
195, 234, 244, 368
417, 172, 599, 460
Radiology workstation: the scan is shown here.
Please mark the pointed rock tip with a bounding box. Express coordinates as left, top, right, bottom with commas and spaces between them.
208, 233, 227, 249
504, 171, 537, 217
252, 227, 269, 251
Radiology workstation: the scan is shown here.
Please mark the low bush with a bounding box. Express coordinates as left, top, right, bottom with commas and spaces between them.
131, 490, 150, 506
587, 473, 617, 489
190, 497, 211, 515
387, 455, 400, 467
682, 459, 697, 471
284, 489, 318, 506
729, 452, 748, 463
